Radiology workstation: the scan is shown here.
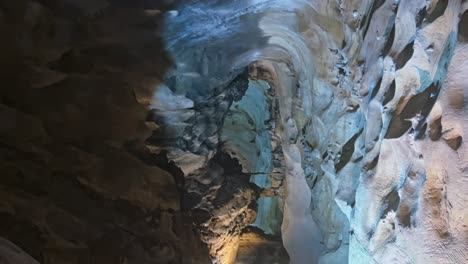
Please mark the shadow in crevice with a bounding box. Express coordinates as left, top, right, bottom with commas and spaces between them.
425, 0, 448, 24
385, 82, 440, 139
394, 41, 415, 70
335, 129, 364, 172
381, 188, 400, 220
382, 80, 395, 106
458, 10, 468, 42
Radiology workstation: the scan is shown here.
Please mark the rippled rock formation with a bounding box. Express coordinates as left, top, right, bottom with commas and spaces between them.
0, 0, 467, 264
154, 0, 468, 263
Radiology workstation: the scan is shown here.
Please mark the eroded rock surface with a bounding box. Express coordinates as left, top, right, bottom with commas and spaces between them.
1, 0, 467, 264
0, 0, 210, 263
156, 0, 467, 263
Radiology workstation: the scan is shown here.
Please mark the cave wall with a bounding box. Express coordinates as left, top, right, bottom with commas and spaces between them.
0, 0, 467, 264
0, 0, 211, 263
351, 1, 468, 263
155, 0, 467, 263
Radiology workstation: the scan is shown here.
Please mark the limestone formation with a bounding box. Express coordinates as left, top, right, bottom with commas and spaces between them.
0, 0, 467, 264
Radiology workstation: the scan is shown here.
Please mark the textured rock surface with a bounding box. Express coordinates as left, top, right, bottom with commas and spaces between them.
235, 227, 289, 264
1, 0, 467, 264
0, 237, 38, 264
0, 0, 210, 263
156, 0, 467, 263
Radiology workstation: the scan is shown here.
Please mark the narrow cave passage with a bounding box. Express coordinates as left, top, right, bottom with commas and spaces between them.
0, 1, 467, 264
150, 0, 468, 263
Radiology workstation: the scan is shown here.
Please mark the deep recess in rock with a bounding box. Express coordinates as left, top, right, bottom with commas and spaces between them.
0, 0, 467, 264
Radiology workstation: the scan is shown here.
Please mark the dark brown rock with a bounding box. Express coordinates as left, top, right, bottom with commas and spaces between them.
429, 116, 443, 141
443, 133, 462, 150
0, 237, 38, 264
0, 0, 210, 263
